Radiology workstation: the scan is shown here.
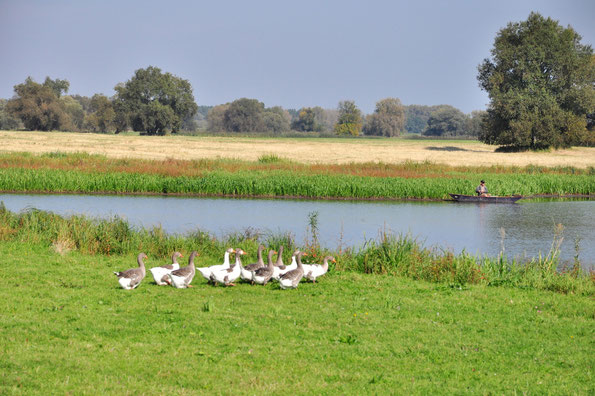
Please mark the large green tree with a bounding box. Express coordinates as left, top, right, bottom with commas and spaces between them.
113, 66, 198, 135
478, 12, 595, 149
223, 98, 266, 132
6, 77, 71, 131
334, 100, 362, 136
364, 98, 405, 137
423, 106, 468, 137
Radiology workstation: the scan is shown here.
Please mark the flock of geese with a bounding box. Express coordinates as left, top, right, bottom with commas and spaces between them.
113, 245, 335, 290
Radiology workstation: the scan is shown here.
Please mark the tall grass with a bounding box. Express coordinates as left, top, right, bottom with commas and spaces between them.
0, 166, 592, 199
0, 204, 591, 295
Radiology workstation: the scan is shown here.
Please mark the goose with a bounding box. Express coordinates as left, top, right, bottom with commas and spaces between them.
168, 251, 198, 288
303, 255, 334, 283
114, 253, 147, 290
149, 251, 183, 285
240, 244, 266, 282
211, 248, 245, 286
197, 248, 234, 282
273, 249, 299, 281
279, 251, 307, 290
252, 249, 278, 285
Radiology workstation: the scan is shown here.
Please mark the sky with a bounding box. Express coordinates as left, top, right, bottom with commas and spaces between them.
0, 0, 593, 114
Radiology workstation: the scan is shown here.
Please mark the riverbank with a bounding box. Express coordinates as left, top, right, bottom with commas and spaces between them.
0, 152, 593, 199
1, 205, 592, 294
0, 242, 593, 394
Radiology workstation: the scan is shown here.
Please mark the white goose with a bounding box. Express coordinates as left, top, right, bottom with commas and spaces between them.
273, 249, 299, 281
303, 255, 334, 283
240, 244, 266, 282
211, 248, 245, 286
168, 251, 198, 288
149, 251, 182, 285
279, 251, 307, 290
114, 252, 147, 290
196, 248, 234, 283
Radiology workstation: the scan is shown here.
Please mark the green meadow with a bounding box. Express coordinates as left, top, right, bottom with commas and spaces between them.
1, 242, 593, 395
0, 207, 593, 394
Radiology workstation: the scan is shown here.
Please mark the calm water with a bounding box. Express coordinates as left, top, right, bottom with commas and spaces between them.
1, 194, 593, 268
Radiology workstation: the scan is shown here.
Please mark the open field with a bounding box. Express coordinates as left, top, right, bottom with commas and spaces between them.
2, 130, 595, 168
1, 241, 593, 395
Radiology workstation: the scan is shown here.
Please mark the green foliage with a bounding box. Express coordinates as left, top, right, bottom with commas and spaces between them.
334, 100, 362, 136
423, 105, 469, 137
84, 94, 116, 133
466, 110, 486, 137
113, 66, 198, 135
478, 12, 595, 149
60, 96, 84, 130
291, 107, 323, 132
43, 76, 70, 98
364, 97, 405, 137
262, 106, 291, 133
6, 77, 72, 131
0, 99, 22, 130
206, 103, 230, 132
223, 98, 266, 132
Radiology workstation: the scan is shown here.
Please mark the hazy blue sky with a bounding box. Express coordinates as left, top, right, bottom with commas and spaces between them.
0, 0, 593, 114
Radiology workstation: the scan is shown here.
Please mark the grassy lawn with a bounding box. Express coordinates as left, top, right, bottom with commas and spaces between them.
1, 242, 592, 395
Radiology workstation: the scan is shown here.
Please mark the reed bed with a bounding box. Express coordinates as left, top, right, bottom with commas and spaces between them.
1, 204, 591, 295
0, 165, 593, 200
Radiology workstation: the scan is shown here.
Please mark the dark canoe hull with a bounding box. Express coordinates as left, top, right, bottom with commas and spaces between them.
449, 194, 522, 203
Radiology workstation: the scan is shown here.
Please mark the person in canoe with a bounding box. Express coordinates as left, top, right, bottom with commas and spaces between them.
475, 180, 490, 197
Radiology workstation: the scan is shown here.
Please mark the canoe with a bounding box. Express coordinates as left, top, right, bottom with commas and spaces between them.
449, 194, 522, 203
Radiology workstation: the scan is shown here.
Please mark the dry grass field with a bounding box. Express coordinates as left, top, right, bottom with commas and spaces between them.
1, 130, 594, 168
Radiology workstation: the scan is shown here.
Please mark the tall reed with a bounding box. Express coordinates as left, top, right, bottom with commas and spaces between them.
0, 167, 592, 199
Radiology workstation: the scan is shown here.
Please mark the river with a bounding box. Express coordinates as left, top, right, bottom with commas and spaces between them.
0, 193, 593, 269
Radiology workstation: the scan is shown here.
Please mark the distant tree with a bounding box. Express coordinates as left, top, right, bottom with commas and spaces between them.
71, 95, 93, 113
292, 107, 320, 132
317, 108, 339, 131
61, 96, 84, 130
404, 105, 432, 134
466, 110, 486, 137
43, 77, 70, 98
263, 106, 291, 133
291, 106, 337, 132
478, 12, 595, 149
364, 98, 405, 137
84, 94, 116, 133
207, 104, 230, 132
223, 98, 265, 132
423, 106, 468, 137
6, 77, 71, 131
334, 100, 362, 136
0, 99, 23, 130
113, 66, 198, 135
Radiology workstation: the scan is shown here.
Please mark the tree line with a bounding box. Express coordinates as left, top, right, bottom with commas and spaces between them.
1, 12, 593, 148
0, 71, 482, 138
